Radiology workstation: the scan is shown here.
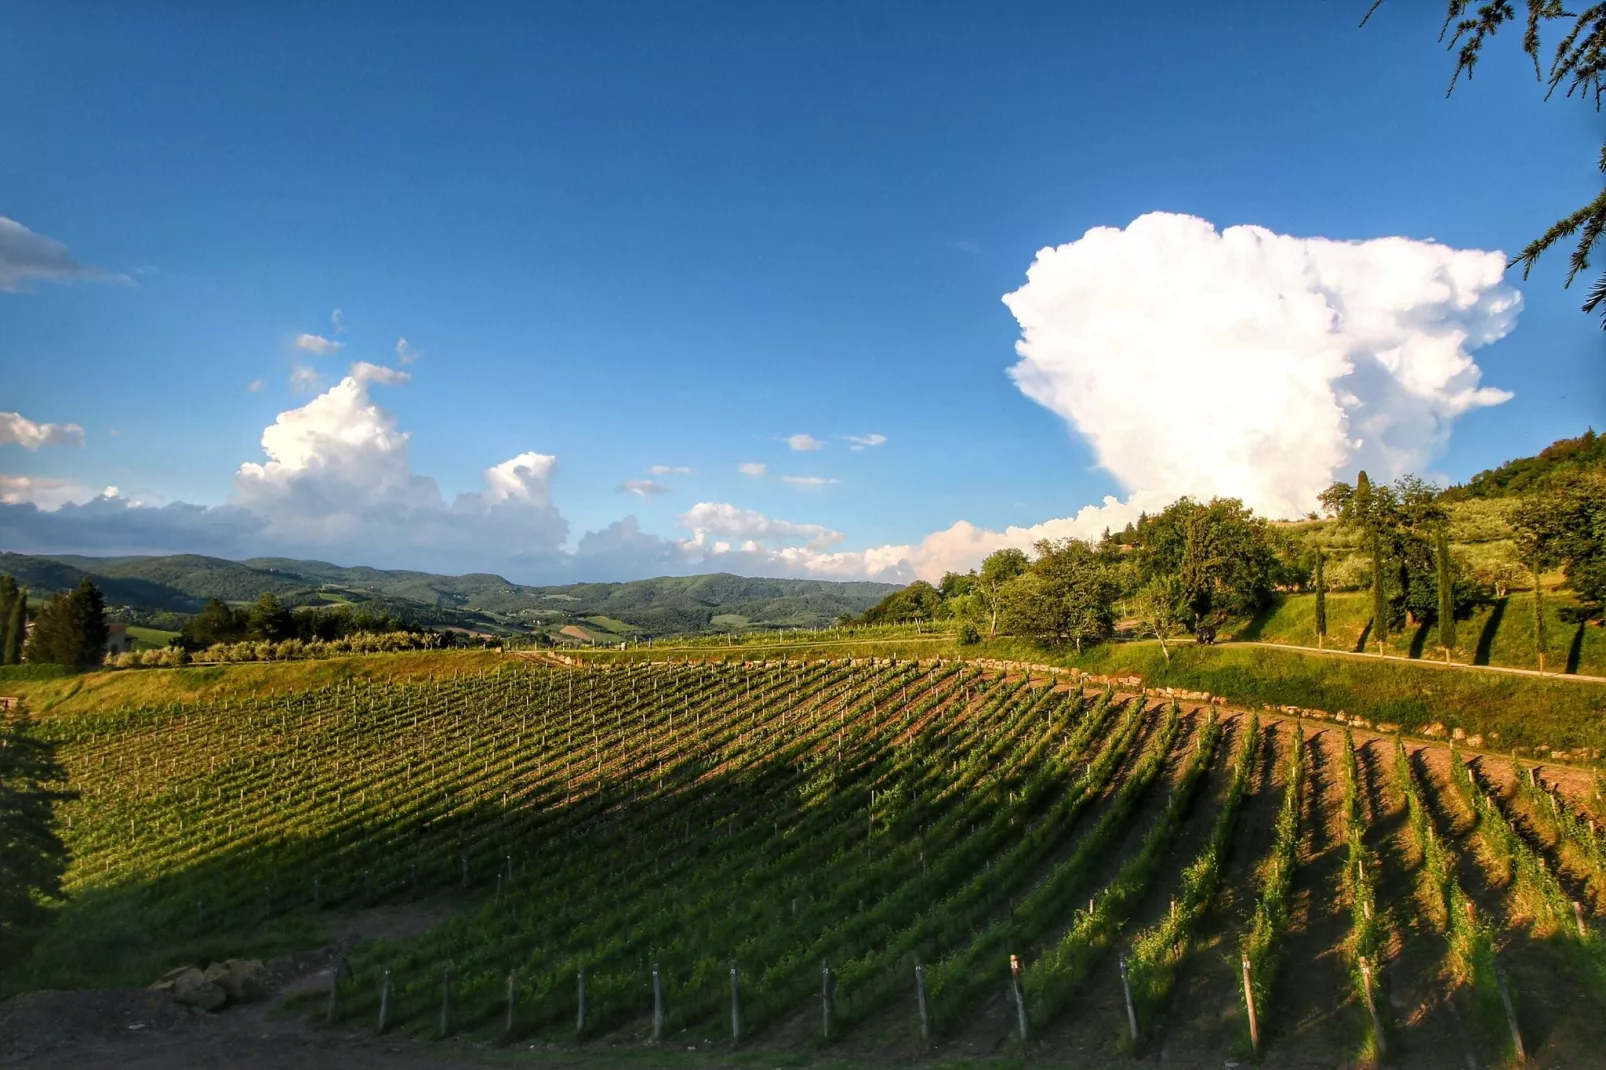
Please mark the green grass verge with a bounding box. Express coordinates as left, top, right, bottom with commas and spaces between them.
1237, 590, 1605, 676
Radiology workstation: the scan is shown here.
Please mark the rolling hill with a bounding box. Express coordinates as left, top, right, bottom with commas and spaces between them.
0, 551, 897, 638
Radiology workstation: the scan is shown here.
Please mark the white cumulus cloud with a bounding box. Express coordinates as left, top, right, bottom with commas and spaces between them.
786, 433, 825, 451
779, 475, 839, 487
295, 332, 344, 356
290, 365, 324, 393
331, 308, 346, 333
247, 379, 266, 393
396, 337, 422, 364
1002, 211, 1517, 519
677, 502, 843, 551
738, 462, 767, 477
0, 412, 86, 450
619, 479, 670, 498
842, 433, 887, 451
350, 361, 410, 386
648, 464, 693, 475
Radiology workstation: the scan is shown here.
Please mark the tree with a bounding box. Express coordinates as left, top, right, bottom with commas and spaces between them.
0, 705, 74, 957
22, 579, 108, 669
857, 581, 944, 625
1512, 470, 1606, 620
0, 576, 20, 666
1001, 538, 1118, 653
1321, 471, 1400, 652
1129, 497, 1280, 642
975, 548, 1029, 639
3, 591, 23, 667
1436, 525, 1457, 660
182, 598, 248, 649
1532, 544, 1549, 673
1313, 548, 1328, 649
1365, 1, 1605, 328
1133, 574, 1186, 664
247, 592, 296, 642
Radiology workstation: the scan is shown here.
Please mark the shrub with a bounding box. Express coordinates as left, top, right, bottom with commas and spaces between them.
956, 622, 981, 646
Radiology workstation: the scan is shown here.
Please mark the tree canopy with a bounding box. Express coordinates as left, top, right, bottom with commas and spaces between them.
1366, 1, 1605, 327
21, 579, 108, 669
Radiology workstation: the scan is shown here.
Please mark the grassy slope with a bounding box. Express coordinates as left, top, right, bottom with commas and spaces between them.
4, 649, 507, 717
1238, 590, 1606, 676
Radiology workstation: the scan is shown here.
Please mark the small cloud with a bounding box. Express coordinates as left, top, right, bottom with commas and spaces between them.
779, 475, 840, 487
738, 462, 767, 477
290, 365, 324, 393
786, 433, 825, 452
102, 485, 119, 498
842, 433, 887, 451
108, 427, 122, 437
331, 308, 346, 334
619, 479, 671, 498
648, 464, 693, 475
0, 217, 127, 291
247, 379, 266, 393
295, 332, 344, 356
396, 337, 422, 364
948, 239, 982, 255
0, 411, 86, 450
0, 473, 99, 508
349, 361, 410, 386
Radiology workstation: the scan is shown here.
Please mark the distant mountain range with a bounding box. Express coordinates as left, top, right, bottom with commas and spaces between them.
0, 552, 899, 640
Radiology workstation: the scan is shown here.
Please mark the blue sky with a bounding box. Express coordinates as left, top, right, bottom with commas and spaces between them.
2, 1, 1601, 582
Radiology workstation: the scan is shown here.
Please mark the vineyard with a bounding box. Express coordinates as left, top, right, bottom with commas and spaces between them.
15, 655, 1606, 1067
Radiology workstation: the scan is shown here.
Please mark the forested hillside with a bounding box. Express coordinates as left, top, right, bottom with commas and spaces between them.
0, 552, 895, 639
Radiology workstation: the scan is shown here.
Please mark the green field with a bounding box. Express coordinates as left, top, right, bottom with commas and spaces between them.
12, 652, 1606, 1067
126, 626, 181, 651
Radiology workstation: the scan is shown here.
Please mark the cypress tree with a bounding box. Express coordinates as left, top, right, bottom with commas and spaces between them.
0, 576, 15, 666
1357, 471, 1387, 653
1313, 549, 1327, 650
1435, 526, 1456, 662
3, 592, 22, 667
1532, 549, 1548, 674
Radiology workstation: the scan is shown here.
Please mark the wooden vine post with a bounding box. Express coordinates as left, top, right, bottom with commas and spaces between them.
915, 963, 930, 1044
730, 964, 742, 1044
822, 960, 835, 1039
505, 969, 517, 1036
377, 966, 391, 1034
1495, 963, 1526, 1064
1241, 953, 1260, 1056
1119, 954, 1138, 1045
652, 965, 664, 1042
576, 967, 586, 1035
1359, 956, 1386, 1058
1009, 954, 1029, 1042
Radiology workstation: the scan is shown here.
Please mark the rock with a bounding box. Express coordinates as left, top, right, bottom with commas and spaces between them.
1466, 735, 1484, 748
170, 970, 227, 1011
219, 959, 267, 1003
1451, 727, 1466, 741
1421, 722, 1447, 739
1376, 722, 1400, 734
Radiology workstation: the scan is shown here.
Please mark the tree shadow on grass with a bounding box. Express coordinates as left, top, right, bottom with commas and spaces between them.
1408, 622, 1431, 660
1236, 600, 1282, 642
1564, 623, 1585, 676
1474, 598, 1507, 667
